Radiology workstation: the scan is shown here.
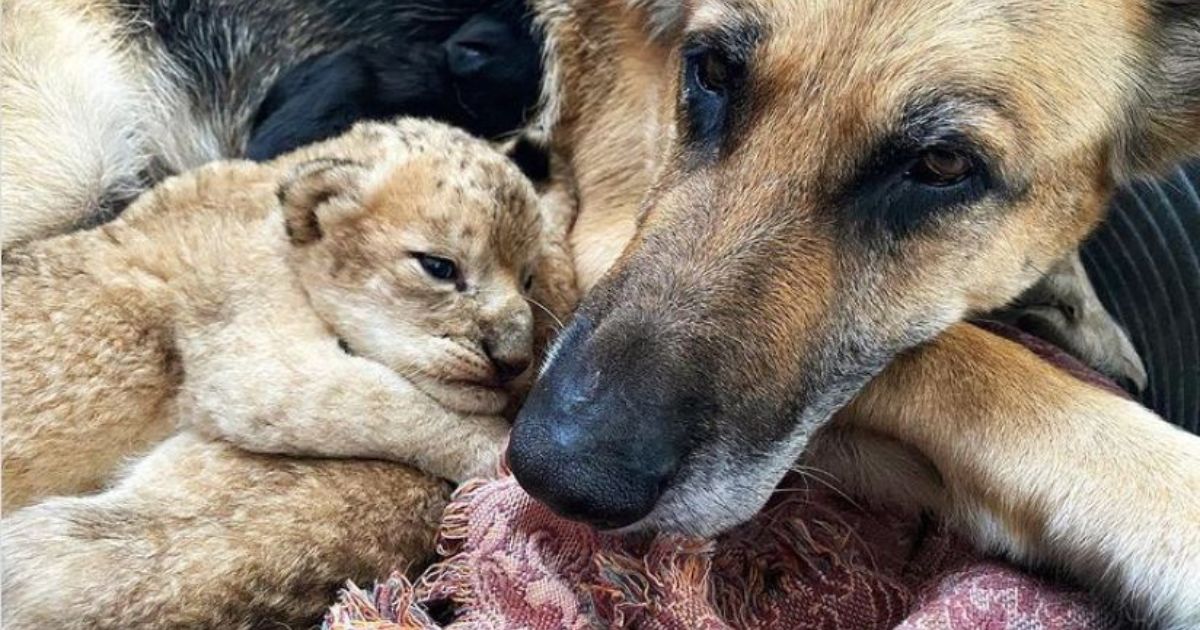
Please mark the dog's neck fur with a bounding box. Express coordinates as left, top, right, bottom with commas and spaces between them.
533, 0, 676, 290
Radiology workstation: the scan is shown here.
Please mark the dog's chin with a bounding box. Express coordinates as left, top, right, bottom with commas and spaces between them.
413, 377, 510, 416
610, 463, 785, 538
611, 487, 772, 538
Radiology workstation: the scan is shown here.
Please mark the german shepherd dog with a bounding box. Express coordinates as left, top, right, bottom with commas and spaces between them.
1, 0, 1198, 627
510, 0, 1200, 626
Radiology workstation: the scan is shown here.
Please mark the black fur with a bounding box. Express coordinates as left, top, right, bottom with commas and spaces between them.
113, 0, 542, 159
247, 6, 543, 160
507, 136, 552, 183
245, 45, 446, 161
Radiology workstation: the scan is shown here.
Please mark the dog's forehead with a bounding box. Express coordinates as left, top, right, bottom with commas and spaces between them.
690, 0, 1147, 162
690, 0, 1149, 41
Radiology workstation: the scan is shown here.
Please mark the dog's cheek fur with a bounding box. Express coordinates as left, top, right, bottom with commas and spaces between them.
1116, 2, 1200, 176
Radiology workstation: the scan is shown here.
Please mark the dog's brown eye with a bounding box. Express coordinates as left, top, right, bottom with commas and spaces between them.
909, 149, 972, 186
696, 51, 730, 93
415, 254, 458, 282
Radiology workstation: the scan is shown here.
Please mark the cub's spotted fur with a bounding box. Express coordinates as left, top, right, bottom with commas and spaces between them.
2, 118, 575, 511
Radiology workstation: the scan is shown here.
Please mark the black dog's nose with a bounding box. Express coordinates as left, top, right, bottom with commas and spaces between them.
446, 38, 490, 76
507, 317, 689, 529
444, 14, 511, 79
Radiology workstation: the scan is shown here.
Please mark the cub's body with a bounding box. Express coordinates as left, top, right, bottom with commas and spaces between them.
3, 163, 278, 507
2, 119, 570, 511
1, 118, 578, 628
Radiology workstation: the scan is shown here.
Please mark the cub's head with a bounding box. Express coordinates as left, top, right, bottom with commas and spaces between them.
278, 121, 543, 416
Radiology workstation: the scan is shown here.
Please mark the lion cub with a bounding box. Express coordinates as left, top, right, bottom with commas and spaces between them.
2, 119, 573, 511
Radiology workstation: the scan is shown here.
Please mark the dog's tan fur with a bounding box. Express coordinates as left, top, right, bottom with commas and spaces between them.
831, 324, 1200, 621
531, 0, 1200, 625
1, 0, 1198, 628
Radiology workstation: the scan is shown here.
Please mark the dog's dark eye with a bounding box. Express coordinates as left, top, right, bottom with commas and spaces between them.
696, 50, 731, 93
522, 271, 534, 293
847, 139, 993, 236
682, 47, 738, 149
415, 254, 458, 282
908, 148, 973, 186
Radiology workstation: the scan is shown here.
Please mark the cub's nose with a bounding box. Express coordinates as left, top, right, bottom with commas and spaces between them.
483, 339, 531, 384
508, 317, 689, 529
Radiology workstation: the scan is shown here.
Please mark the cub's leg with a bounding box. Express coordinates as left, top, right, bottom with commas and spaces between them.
177, 321, 509, 483
837, 323, 1200, 628
2, 235, 180, 512
1, 432, 448, 630
1, 0, 147, 247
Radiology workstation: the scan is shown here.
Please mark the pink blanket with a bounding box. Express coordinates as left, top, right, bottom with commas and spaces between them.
324, 324, 1124, 629
324, 475, 1117, 629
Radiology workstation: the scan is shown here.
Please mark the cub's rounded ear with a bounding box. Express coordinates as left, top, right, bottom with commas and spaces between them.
277, 158, 369, 245
1114, 3, 1200, 177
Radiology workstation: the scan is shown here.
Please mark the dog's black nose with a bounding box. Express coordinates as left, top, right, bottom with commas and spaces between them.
446, 38, 490, 77
508, 409, 670, 529
444, 14, 511, 79
508, 317, 690, 529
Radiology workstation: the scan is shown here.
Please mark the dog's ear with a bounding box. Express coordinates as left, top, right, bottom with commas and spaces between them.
277, 158, 370, 245
1115, 2, 1200, 177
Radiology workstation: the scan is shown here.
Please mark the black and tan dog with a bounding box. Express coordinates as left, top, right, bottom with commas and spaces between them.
511, 0, 1200, 626
2, 0, 1198, 627
0, 0, 542, 247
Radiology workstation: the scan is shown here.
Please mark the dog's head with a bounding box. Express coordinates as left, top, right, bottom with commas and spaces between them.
510, 0, 1200, 534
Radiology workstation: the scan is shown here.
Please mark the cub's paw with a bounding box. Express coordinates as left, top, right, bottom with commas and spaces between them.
1, 497, 129, 629
441, 418, 509, 484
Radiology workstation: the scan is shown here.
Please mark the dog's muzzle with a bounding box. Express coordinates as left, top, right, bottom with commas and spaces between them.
507, 316, 693, 529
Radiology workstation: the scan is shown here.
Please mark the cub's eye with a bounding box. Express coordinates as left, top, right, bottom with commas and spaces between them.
908, 148, 973, 187
522, 271, 534, 293
415, 254, 458, 282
